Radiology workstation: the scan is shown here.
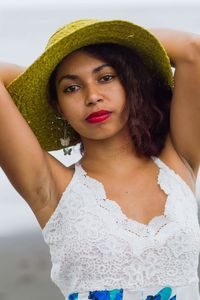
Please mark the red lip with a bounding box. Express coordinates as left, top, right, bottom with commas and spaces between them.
85, 110, 112, 120
86, 114, 111, 124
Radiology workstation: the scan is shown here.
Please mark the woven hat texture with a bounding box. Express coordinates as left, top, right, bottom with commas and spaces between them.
7, 19, 173, 151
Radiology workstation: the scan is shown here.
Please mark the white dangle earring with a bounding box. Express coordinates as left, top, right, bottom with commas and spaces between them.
60, 120, 72, 155
55, 115, 72, 155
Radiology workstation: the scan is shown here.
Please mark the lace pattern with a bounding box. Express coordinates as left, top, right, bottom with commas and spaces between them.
42, 156, 200, 298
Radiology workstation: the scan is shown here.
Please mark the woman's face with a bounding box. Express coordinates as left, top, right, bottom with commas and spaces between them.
55, 49, 129, 143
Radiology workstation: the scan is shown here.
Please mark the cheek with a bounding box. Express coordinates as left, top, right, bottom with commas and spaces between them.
109, 84, 126, 101
60, 103, 83, 126
57, 96, 77, 118
114, 88, 127, 113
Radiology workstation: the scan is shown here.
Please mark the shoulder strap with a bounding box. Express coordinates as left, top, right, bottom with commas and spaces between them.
151, 156, 169, 170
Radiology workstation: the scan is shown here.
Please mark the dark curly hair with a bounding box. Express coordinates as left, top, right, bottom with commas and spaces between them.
48, 43, 172, 157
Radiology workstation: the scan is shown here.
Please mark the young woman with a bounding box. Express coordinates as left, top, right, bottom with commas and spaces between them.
0, 19, 200, 300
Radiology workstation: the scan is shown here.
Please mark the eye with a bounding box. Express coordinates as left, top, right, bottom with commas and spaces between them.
63, 85, 80, 93
99, 74, 115, 82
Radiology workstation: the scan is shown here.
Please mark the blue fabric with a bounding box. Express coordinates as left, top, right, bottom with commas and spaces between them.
88, 289, 123, 300
146, 287, 176, 299
68, 287, 176, 300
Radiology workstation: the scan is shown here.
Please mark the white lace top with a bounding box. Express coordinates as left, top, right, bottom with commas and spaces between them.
42, 156, 200, 300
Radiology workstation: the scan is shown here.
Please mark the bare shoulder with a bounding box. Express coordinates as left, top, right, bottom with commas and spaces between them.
36, 151, 76, 229
159, 133, 198, 194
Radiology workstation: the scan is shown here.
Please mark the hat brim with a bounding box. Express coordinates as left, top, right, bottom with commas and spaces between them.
7, 19, 173, 151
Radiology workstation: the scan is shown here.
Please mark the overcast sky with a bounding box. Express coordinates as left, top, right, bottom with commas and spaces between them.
1, 0, 200, 7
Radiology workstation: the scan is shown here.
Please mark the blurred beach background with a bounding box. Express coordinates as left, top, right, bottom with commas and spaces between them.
0, 0, 200, 299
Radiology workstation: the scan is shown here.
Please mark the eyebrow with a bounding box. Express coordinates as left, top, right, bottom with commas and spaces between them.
57, 63, 112, 85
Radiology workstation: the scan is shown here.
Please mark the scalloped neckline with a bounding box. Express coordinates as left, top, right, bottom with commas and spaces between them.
75, 156, 171, 229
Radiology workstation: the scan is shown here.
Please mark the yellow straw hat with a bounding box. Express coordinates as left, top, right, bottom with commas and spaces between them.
7, 19, 173, 151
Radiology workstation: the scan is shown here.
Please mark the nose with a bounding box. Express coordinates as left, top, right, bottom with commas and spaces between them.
85, 84, 103, 106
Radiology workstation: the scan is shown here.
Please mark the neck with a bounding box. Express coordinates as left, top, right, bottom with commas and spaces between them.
80, 130, 147, 172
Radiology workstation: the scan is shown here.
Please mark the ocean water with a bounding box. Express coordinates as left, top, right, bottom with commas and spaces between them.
0, 3, 200, 300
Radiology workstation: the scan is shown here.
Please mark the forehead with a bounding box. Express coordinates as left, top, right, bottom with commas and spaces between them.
56, 49, 108, 74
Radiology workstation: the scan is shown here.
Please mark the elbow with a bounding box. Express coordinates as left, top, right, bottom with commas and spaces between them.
183, 35, 200, 63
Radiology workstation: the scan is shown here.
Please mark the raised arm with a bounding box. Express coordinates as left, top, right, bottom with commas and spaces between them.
0, 63, 58, 226
149, 28, 200, 176
0, 62, 26, 86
